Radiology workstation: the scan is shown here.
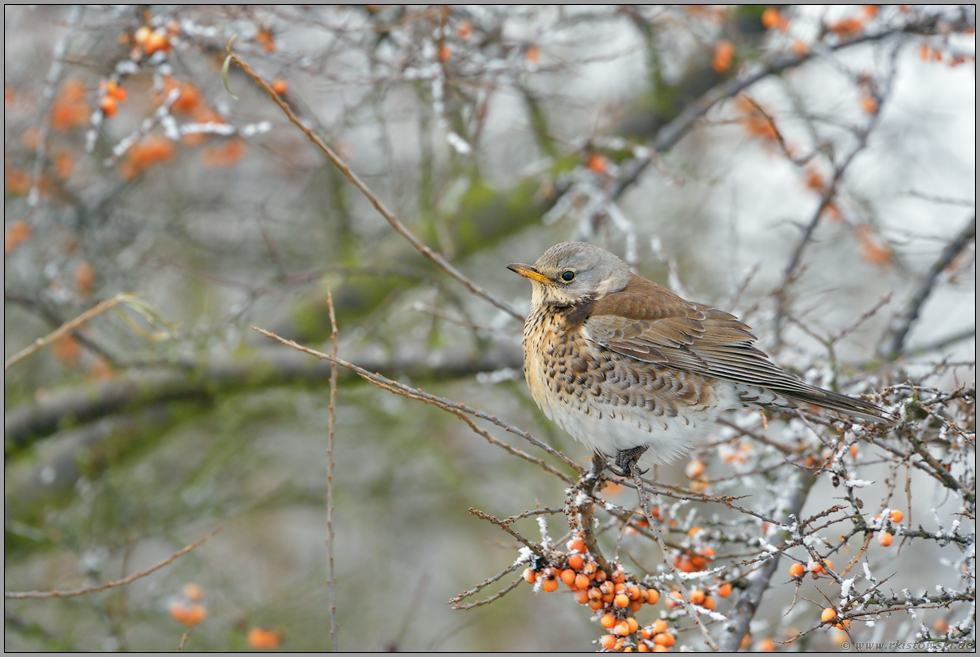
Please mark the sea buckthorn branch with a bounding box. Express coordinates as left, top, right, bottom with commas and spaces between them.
630, 464, 720, 652
468, 507, 543, 556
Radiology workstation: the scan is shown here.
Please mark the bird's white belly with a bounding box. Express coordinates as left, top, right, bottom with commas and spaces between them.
542, 384, 737, 465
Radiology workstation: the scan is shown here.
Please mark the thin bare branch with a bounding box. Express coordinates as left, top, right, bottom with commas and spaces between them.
5, 293, 134, 372
325, 289, 340, 651
251, 326, 582, 473
4, 530, 220, 600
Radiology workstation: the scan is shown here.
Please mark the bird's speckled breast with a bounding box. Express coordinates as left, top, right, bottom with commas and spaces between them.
522, 303, 737, 463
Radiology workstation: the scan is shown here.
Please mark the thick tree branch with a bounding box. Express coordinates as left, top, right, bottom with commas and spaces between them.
4, 345, 522, 451
716, 468, 817, 652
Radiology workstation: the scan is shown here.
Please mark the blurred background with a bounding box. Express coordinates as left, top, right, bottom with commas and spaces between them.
5, 6, 975, 651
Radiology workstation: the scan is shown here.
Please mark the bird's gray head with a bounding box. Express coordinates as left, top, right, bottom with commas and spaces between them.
508, 242, 632, 307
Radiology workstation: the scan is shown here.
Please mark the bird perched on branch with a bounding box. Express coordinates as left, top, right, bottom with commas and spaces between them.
508, 242, 891, 475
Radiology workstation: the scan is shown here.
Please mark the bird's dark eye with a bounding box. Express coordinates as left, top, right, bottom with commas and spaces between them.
560, 270, 575, 282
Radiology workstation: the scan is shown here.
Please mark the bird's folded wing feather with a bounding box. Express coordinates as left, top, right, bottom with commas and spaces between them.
582, 276, 890, 422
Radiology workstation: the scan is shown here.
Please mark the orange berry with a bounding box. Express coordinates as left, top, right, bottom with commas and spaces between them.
612, 570, 626, 584
653, 633, 675, 647
615, 620, 632, 637
541, 577, 559, 593
561, 569, 577, 586
615, 594, 630, 608
99, 96, 118, 117
601, 613, 617, 629
889, 510, 904, 523
758, 637, 776, 652
712, 40, 735, 74
628, 586, 641, 601
4, 220, 32, 253
247, 627, 282, 650
861, 95, 878, 114
821, 608, 837, 623
631, 600, 643, 612
761, 8, 780, 29
568, 537, 586, 553
589, 587, 603, 601
588, 598, 604, 611
702, 596, 716, 611
646, 589, 660, 605
878, 531, 893, 547
614, 583, 627, 594
574, 589, 590, 604
438, 45, 451, 62
134, 26, 151, 46
600, 634, 617, 650
717, 583, 732, 598
575, 574, 590, 590
627, 617, 639, 634
650, 619, 668, 635
652, 646, 669, 653
689, 589, 705, 605
638, 642, 650, 653
110, 83, 128, 101
587, 154, 608, 174
789, 563, 805, 578
271, 79, 288, 95
568, 554, 584, 570
144, 29, 170, 55
523, 568, 537, 583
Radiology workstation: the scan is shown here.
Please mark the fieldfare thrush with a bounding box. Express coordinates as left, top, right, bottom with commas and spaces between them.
508, 241, 890, 474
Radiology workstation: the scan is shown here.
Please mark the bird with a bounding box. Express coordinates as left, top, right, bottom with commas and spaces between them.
507, 241, 891, 475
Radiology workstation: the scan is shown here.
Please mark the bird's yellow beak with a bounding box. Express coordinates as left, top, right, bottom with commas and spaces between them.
507, 263, 552, 284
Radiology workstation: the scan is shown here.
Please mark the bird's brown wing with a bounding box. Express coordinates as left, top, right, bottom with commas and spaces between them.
583, 275, 890, 423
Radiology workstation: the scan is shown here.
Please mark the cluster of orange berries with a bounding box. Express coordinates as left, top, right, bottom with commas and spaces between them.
523, 537, 668, 650
875, 509, 903, 547
789, 558, 834, 580
169, 583, 208, 626
98, 79, 128, 118
599, 618, 676, 653
672, 546, 714, 574
523, 539, 660, 613
820, 607, 851, 631
663, 581, 731, 614
129, 23, 177, 58
119, 135, 176, 180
